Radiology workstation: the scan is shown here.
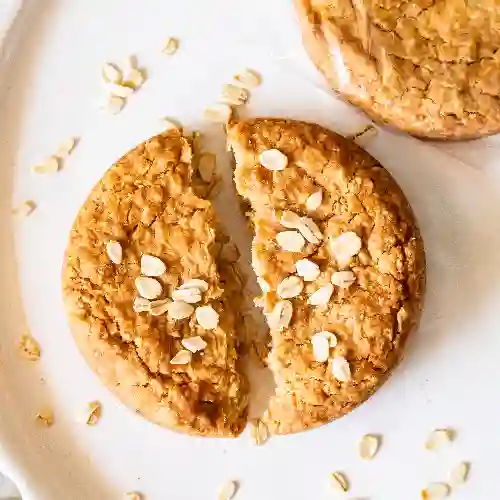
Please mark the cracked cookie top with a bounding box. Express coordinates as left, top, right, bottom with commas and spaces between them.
296, 0, 500, 138
62, 130, 248, 437
228, 118, 425, 434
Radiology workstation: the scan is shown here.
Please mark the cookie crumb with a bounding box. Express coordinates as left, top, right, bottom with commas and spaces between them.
86, 401, 102, 426
36, 410, 54, 427
19, 333, 41, 361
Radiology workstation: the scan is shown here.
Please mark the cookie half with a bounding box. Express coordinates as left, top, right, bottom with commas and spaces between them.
227, 118, 425, 434
62, 130, 248, 437
296, 0, 500, 139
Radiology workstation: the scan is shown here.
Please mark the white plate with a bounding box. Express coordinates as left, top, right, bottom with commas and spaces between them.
1, 1, 500, 499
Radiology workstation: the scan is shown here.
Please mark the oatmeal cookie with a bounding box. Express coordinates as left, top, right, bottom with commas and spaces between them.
62, 130, 248, 437
296, 0, 500, 139
227, 118, 425, 434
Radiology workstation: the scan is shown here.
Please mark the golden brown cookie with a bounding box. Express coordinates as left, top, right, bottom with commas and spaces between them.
62, 130, 248, 437
227, 118, 425, 434
296, 0, 500, 139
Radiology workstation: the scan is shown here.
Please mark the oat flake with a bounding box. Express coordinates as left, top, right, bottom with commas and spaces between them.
170, 349, 192, 365
276, 275, 303, 299
295, 258, 320, 281
308, 284, 333, 306
218, 480, 238, 500
106, 241, 122, 265
195, 305, 219, 330
421, 483, 450, 500
259, 149, 288, 171
135, 276, 162, 300
140, 254, 166, 276
276, 230, 305, 252
181, 336, 207, 353
332, 356, 351, 382
306, 189, 323, 211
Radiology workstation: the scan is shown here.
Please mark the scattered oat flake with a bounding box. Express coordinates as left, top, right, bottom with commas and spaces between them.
56, 137, 78, 158
86, 401, 101, 426
102, 62, 122, 84
306, 189, 323, 211
106, 240, 122, 265
104, 95, 125, 114
221, 84, 248, 106
126, 492, 143, 500
259, 149, 288, 171
167, 300, 194, 320
32, 156, 60, 174
234, 69, 261, 88
421, 483, 450, 500
425, 429, 454, 450
123, 55, 138, 75
276, 230, 305, 252
218, 480, 238, 500
332, 356, 352, 382
198, 152, 217, 182
195, 305, 219, 330
107, 82, 135, 98
359, 434, 380, 460
203, 103, 232, 124
308, 283, 333, 306
36, 410, 54, 427
149, 298, 170, 316
179, 278, 210, 292
19, 333, 41, 361
295, 258, 321, 281
267, 300, 293, 330
12, 200, 36, 217
140, 254, 166, 277
311, 333, 330, 362
170, 349, 192, 365
181, 336, 207, 353
277, 275, 303, 299
163, 37, 179, 55
331, 471, 349, 492
331, 270, 356, 289
250, 419, 269, 445
450, 461, 470, 486
123, 68, 145, 90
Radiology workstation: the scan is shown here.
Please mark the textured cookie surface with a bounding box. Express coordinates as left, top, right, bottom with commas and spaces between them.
296, 0, 500, 139
228, 118, 425, 434
62, 130, 248, 437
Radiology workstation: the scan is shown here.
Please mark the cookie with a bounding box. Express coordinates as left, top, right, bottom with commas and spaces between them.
296, 0, 500, 139
227, 118, 425, 434
62, 130, 249, 437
